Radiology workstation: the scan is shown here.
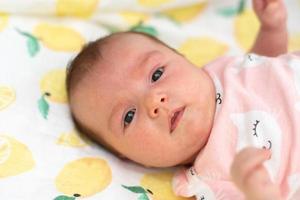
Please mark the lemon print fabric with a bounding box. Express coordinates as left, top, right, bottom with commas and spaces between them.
138, 0, 173, 8
178, 37, 228, 67
55, 157, 112, 197
40, 69, 67, 103
234, 9, 259, 51
162, 2, 207, 23
0, 86, 15, 111
121, 12, 149, 26
123, 171, 193, 200
56, 0, 99, 18
16, 28, 40, 57
0, 12, 9, 31
141, 171, 193, 200
38, 68, 67, 119
0, 135, 35, 178
289, 33, 300, 52
33, 23, 85, 52
54, 194, 81, 200
56, 130, 89, 147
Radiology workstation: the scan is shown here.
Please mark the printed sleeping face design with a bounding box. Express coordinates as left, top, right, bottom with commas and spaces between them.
230, 111, 282, 181
210, 73, 223, 114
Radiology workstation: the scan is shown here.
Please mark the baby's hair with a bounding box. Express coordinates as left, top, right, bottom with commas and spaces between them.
66, 31, 179, 154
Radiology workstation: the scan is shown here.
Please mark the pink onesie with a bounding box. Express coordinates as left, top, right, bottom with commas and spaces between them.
172, 52, 300, 200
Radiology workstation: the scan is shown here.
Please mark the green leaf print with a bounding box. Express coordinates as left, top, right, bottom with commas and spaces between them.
38, 94, 49, 119
154, 13, 181, 26
100, 23, 121, 33
122, 185, 147, 194
15, 28, 40, 57
53, 193, 80, 200
237, 0, 246, 14
129, 21, 158, 37
217, 0, 246, 17
27, 36, 40, 57
138, 193, 150, 200
54, 195, 76, 200
217, 7, 237, 17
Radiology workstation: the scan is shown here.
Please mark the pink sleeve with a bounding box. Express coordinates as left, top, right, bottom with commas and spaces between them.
173, 167, 245, 200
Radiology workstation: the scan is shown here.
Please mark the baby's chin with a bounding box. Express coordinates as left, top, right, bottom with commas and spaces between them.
134, 152, 198, 168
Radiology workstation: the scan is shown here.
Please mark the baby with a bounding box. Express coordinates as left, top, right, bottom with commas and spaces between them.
67, 0, 300, 199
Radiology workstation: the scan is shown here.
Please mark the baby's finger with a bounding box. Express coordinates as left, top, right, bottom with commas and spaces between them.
245, 165, 271, 187
252, 0, 264, 11
267, 0, 284, 3
231, 147, 271, 186
253, 0, 281, 12
245, 166, 282, 199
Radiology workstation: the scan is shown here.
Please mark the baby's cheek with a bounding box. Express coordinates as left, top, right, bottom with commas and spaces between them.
130, 132, 163, 153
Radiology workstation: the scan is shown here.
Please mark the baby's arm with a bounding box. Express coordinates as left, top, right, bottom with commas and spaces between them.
231, 147, 283, 200
250, 0, 288, 56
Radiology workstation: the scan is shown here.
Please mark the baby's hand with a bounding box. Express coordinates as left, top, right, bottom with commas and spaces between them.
230, 147, 282, 200
252, 0, 287, 31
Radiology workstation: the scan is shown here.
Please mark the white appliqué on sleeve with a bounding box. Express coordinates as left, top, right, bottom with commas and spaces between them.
232, 53, 265, 74
187, 167, 216, 200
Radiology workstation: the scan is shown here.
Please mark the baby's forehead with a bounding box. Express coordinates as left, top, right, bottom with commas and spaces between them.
103, 33, 160, 55
97, 34, 164, 70
89, 34, 167, 93
108, 32, 159, 45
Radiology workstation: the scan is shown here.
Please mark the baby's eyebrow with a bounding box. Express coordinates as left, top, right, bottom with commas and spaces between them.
129, 50, 162, 76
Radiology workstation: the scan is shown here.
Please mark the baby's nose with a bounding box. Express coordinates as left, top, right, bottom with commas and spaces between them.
145, 92, 167, 118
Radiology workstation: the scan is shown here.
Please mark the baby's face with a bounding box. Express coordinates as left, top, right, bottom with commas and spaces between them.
72, 33, 216, 167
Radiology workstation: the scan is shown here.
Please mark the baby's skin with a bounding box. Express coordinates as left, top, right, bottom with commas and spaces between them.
69, 0, 287, 199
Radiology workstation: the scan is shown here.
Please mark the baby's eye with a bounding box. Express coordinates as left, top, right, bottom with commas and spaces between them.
151, 67, 164, 82
124, 108, 136, 127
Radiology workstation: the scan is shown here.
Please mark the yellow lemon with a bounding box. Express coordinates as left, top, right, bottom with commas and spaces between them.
289, 33, 300, 52
55, 157, 112, 197
162, 2, 207, 23
138, 0, 173, 8
0, 12, 9, 31
0, 137, 10, 164
0, 135, 35, 178
56, 0, 99, 18
0, 86, 15, 110
121, 11, 149, 26
33, 23, 85, 52
178, 37, 228, 67
56, 130, 90, 147
235, 9, 259, 51
141, 171, 194, 200
40, 69, 67, 103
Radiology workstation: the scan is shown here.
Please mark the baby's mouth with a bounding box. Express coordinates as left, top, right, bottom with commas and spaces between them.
170, 106, 185, 133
